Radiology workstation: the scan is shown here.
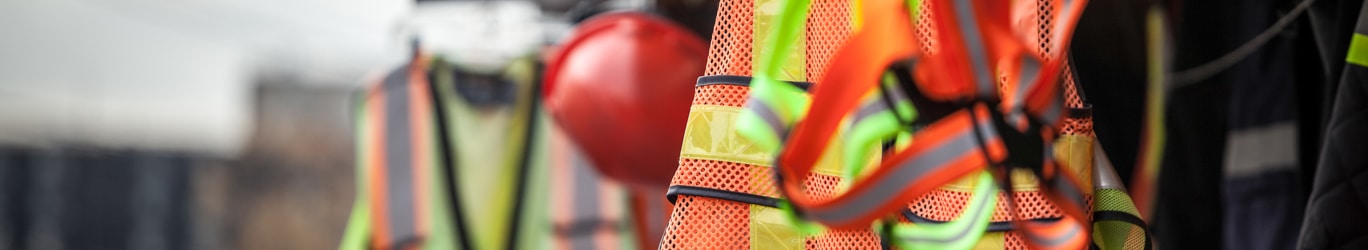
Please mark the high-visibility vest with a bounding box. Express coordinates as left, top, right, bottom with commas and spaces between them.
340, 57, 657, 250
660, 0, 889, 248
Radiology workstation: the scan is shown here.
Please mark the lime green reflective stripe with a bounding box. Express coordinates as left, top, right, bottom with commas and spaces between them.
743, 0, 811, 145
738, 100, 791, 153
891, 171, 997, 250
1348, 33, 1368, 67
843, 76, 917, 181
340, 97, 372, 250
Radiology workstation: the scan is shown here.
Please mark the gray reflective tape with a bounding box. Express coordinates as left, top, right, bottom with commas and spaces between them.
1023, 220, 1082, 247
1014, 57, 1042, 104
810, 117, 998, 223
953, 0, 994, 97
852, 100, 891, 124
1223, 122, 1298, 177
569, 151, 599, 250
1037, 92, 1064, 124
383, 66, 418, 242
1051, 175, 1088, 211
748, 100, 791, 142
887, 82, 912, 104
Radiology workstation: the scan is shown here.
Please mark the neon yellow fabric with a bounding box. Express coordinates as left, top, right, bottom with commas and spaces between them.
340, 97, 373, 250
1347, 33, 1368, 67
1055, 134, 1096, 195
752, 205, 806, 249
435, 57, 551, 250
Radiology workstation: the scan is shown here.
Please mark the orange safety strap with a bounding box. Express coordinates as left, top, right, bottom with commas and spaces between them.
768, 0, 1091, 248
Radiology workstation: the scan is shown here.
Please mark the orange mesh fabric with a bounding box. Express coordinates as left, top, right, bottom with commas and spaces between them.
914, 0, 938, 55
704, 0, 753, 76
662, 0, 757, 246
691, 84, 751, 107
910, 190, 1065, 222
660, 196, 751, 249
805, 0, 853, 83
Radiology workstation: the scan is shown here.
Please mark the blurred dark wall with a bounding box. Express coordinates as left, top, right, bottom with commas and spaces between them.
0, 148, 201, 250
0, 82, 358, 250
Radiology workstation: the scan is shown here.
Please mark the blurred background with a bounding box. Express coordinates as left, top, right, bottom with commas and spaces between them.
0, 0, 410, 249
0, 0, 1361, 249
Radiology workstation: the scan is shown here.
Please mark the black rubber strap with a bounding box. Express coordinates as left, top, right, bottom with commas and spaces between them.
666, 185, 781, 208
901, 209, 1064, 232
696, 75, 813, 91
1092, 210, 1153, 250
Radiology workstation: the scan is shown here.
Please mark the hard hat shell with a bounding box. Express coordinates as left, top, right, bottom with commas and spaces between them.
542, 12, 708, 190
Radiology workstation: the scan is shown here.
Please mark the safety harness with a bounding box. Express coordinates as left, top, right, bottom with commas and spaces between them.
737, 0, 1093, 249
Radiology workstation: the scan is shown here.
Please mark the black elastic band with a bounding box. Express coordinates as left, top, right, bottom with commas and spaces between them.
666, 185, 781, 208
426, 64, 475, 250
900, 209, 1063, 232
1068, 105, 1093, 118
1092, 210, 1153, 250
696, 75, 812, 91
504, 63, 545, 250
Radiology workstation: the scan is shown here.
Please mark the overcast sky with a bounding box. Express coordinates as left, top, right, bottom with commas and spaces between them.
0, 0, 411, 156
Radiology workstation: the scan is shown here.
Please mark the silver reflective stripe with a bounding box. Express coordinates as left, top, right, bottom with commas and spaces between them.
383, 66, 418, 243
1023, 220, 1082, 247
1051, 174, 1088, 211
748, 99, 791, 142
570, 151, 600, 250
852, 100, 890, 124
1036, 92, 1064, 124
1014, 56, 1042, 104
953, 0, 995, 97
1223, 122, 1297, 177
810, 117, 998, 223
899, 178, 994, 243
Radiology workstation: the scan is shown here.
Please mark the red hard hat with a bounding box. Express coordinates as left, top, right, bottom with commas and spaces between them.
542, 12, 707, 190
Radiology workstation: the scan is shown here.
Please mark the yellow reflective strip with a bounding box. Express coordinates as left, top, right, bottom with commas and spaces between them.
681, 105, 847, 177
1348, 33, 1368, 67
681, 105, 777, 166
971, 232, 1006, 250
1054, 134, 1095, 195
751, 204, 805, 249
936, 169, 1040, 192
754, 0, 806, 81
